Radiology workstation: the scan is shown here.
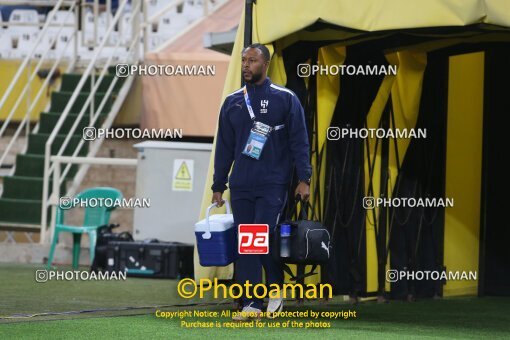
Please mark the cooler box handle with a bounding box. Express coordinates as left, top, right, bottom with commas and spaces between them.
203, 200, 231, 240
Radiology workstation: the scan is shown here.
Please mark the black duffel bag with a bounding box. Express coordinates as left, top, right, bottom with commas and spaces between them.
272, 197, 332, 281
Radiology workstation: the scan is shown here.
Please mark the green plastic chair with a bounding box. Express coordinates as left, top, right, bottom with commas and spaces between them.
47, 187, 123, 269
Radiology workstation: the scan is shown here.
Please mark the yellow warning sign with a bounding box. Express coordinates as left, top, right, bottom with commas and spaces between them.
175, 162, 191, 180
172, 159, 193, 192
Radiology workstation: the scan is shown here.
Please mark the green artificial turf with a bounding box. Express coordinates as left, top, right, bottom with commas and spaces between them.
0, 264, 509, 339
0, 263, 192, 316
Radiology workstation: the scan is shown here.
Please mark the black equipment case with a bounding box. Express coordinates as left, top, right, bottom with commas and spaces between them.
106, 241, 194, 279
91, 224, 133, 272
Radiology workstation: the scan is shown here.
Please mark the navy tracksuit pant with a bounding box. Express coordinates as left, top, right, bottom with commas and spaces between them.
231, 185, 287, 310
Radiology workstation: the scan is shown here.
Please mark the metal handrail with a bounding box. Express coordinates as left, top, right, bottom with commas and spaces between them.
0, 0, 223, 241
51, 155, 138, 166
56, 5, 142, 187
1, 0, 225, 240
40, 0, 137, 242
0, 0, 68, 137
39, 0, 227, 241
0, 3, 77, 172
50, 0, 141, 184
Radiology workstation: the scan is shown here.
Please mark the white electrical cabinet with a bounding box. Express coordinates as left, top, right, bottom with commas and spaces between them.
133, 141, 212, 243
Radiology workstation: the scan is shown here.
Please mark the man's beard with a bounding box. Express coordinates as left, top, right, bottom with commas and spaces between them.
245, 71, 263, 84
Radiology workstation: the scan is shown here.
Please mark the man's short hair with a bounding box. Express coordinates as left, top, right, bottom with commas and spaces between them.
242, 43, 271, 62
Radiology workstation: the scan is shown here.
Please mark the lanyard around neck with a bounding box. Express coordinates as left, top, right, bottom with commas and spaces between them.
242, 85, 284, 131
243, 86, 256, 120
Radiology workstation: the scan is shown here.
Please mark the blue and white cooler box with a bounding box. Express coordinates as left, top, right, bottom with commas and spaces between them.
194, 200, 237, 266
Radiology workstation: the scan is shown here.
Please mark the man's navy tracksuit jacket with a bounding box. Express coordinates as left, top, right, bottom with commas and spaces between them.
212, 77, 312, 309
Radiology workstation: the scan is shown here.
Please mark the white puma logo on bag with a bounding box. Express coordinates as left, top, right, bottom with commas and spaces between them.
321, 241, 329, 257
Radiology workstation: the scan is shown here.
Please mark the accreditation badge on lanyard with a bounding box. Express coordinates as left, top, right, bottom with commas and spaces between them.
241, 86, 272, 160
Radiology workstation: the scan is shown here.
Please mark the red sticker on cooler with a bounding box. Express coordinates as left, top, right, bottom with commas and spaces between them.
238, 224, 269, 254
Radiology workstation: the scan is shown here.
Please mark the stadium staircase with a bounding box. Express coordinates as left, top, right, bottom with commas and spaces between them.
0, 0, 226, 243
0, 71, 124, 226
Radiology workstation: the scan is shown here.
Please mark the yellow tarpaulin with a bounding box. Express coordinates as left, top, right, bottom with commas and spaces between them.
195, 0, 510, 298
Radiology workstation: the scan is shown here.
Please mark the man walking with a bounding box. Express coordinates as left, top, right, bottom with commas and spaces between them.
211, 43, 312, 320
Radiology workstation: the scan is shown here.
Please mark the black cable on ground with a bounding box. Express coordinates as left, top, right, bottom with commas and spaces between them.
0, 297, 335, 321
0, 301, 236, 320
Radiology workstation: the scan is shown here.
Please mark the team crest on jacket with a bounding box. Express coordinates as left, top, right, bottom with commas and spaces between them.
260, 100, 269, 113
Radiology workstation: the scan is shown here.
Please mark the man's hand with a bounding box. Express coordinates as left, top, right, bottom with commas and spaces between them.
295, 181, 310, 202
212, 192, 224, 207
